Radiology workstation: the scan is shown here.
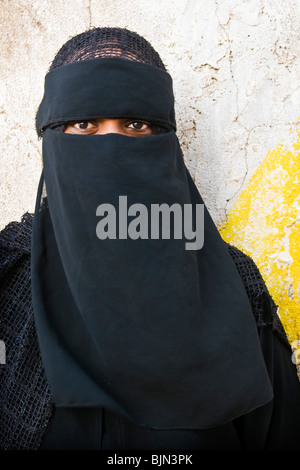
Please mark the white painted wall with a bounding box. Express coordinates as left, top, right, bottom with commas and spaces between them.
0, 0, 299, 229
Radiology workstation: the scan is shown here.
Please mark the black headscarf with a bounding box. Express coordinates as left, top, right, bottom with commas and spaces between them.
32, 54, 273, 429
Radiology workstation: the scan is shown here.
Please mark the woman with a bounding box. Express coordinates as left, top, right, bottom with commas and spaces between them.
0, 27, 299, 450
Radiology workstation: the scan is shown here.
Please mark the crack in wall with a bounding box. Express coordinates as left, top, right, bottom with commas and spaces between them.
214, 0, 251, 215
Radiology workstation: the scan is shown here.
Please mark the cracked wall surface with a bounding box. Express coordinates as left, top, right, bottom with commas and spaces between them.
0, 0, 299, 341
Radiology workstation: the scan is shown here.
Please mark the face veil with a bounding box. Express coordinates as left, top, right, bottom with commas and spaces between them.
32, 57, 273, 429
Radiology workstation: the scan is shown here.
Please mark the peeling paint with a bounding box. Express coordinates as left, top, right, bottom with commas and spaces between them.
220, 120, 300, 344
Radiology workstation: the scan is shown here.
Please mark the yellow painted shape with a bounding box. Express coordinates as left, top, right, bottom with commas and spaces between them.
220, 122, 300, 345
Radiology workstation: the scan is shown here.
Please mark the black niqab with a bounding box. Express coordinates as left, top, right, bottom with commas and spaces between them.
32, 58, 273, 429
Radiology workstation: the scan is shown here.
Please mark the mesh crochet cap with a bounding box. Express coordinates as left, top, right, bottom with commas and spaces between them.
50, 27, 166, 71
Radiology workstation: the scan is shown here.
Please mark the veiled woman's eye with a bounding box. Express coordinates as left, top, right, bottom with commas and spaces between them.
63, 121, 98, 134
127, 121, 152, 132
75, 121, 90, 130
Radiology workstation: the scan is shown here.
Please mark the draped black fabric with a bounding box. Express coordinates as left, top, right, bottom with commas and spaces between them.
31, 57, 273, 430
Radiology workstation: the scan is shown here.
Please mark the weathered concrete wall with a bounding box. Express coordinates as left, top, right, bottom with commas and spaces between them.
0, 0, 299, 345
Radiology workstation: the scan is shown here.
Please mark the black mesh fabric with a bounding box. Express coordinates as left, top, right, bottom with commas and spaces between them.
49, 27, 166, 72
0, 214, 53, 450
227, 244, 289, 345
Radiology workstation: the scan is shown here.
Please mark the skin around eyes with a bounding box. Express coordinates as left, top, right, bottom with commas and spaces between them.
63, 118, 154, 137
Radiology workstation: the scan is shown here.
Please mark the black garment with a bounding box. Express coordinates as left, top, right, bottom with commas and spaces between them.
32, 58, 273, 431
1, 214, 300, 450
40, 406, 242, 450
39, 324, 300, 452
